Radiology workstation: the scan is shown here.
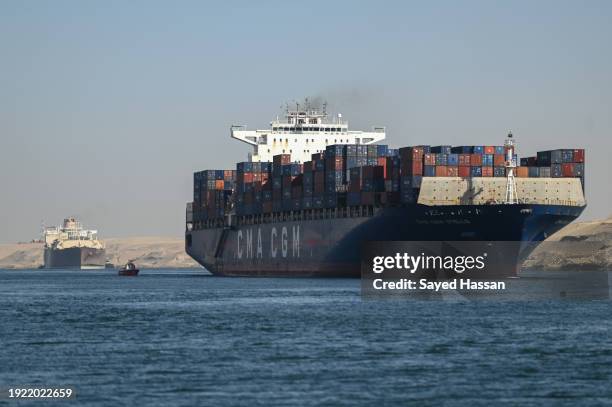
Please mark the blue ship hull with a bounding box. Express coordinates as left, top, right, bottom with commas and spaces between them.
185, 203, 585, 277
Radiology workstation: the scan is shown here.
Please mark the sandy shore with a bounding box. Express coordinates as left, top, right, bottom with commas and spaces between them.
522, 216, 612, 271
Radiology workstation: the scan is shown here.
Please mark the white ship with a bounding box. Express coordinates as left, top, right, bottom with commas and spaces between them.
43, 218, 106, 269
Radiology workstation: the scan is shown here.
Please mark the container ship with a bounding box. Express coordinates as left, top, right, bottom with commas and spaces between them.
185, 102, 586, 277
43, 217, 106, 269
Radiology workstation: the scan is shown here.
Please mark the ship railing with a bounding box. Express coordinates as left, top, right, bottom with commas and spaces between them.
193, 205, 377, 230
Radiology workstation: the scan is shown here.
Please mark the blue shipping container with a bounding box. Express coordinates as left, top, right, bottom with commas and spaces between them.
347, 192, 361, 206
435, 154, 448, 165
528, 167, 540, 177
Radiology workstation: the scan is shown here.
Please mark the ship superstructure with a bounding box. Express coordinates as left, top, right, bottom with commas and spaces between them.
43, 218, 106, 269
231, 100, 386, 163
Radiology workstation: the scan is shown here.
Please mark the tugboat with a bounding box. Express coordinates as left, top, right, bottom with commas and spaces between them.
118, 261, 139, 276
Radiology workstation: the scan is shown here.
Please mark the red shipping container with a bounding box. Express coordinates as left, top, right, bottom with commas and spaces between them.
223, 170, 234, 179
493, 154, 506, 167
435, 165, 448, 177
215, 180, 224, 190
458, 166, 471, 177
424, 154, 436, 166
458, 154, 471, 166
562, 163, 575, 177
447, 166, 458, 177
516, 167, 529, 177
470, 154, 482, 166
377, 157, 388, 177
481, 167, 493, 177
573, 149, 585, 163
241, 173, 254, 183
401, 161, 423, 176
484, 146, 495, 155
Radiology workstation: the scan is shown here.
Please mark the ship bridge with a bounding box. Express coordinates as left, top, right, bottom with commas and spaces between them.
231, 101, 386, 163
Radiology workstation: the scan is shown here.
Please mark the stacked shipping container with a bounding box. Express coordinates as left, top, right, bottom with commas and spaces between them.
192, 145, 585, 221
193, 169, 235, 221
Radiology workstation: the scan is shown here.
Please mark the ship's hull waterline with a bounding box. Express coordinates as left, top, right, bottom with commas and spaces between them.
186, 203, 584, 278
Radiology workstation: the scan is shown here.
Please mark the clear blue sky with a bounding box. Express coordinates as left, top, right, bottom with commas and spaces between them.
1, 0, 610, 242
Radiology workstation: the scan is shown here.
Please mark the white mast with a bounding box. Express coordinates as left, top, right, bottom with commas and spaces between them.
504, 131, 518, 204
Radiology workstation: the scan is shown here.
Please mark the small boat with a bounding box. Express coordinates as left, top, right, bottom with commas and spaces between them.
118, 261, 139, 276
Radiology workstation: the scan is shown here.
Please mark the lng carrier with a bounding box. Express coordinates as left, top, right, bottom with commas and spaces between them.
185, 102, 586, 277
43, 218, 106, 269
